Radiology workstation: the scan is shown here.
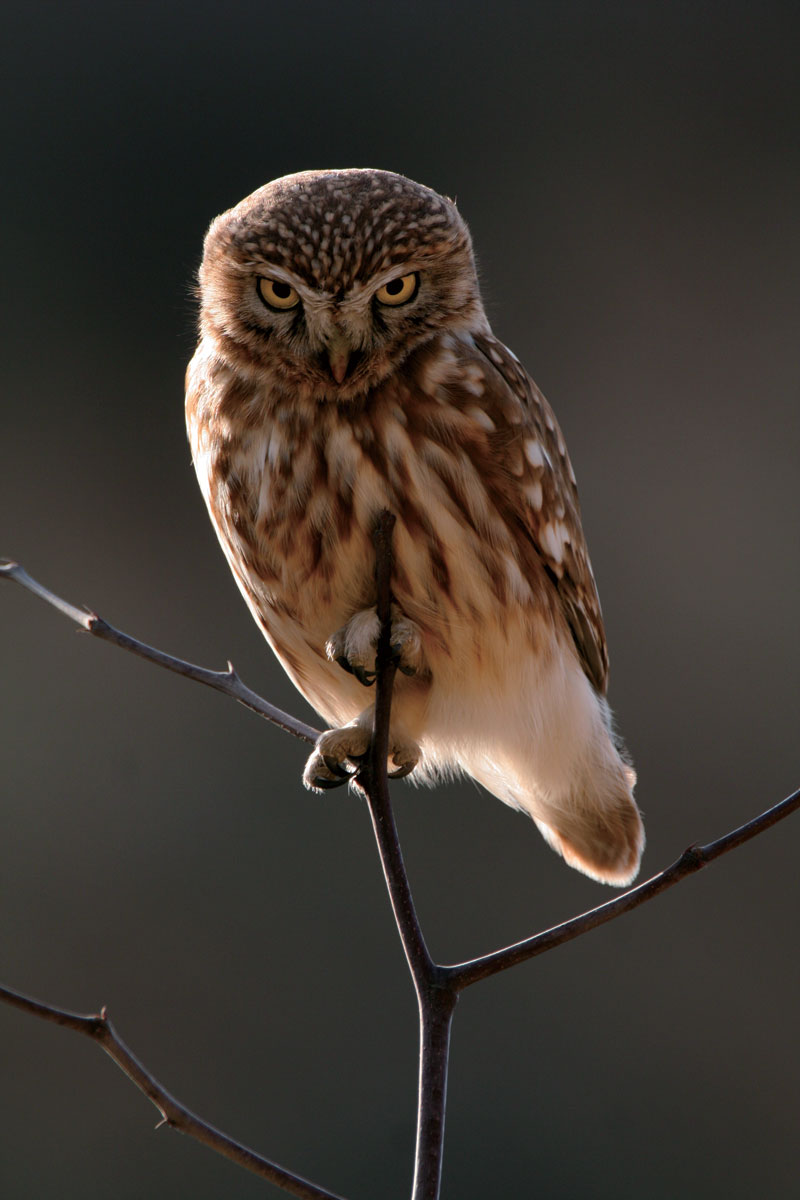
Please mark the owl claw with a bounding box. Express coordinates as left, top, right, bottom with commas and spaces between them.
395, 652, 419, 681
387, 741, 420, 778
388, 760, 416, 779
303, 725, 371, 792
322, 754, 352, 779
333, 653, 376, 686
334, 653, 375, 687
310, 772, 350, 790
327, 607, 427, 685
303, 725, 420, 792
391, 643, 417, 675
304, 752, 354, 791
338, 649, 410, 685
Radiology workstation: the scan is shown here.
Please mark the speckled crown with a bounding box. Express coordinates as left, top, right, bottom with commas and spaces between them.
205, 168, 472, 292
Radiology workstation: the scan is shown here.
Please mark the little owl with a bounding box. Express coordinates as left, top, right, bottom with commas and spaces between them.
186, 168, 644, 886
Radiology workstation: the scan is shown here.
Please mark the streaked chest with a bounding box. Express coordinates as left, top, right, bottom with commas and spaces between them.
187, 351, 552, 652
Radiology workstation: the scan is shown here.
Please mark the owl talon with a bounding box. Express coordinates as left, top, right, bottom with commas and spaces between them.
310, 772, 350, 790
388, 761, 416, 779
391, 643, 417, 675
303, 725, 372, 792
322, 754, 353, 779
388, 740, 420, 779
334, 651, 376, 687
303, 725, 420, 791
304, 750, 354, 791
327, 608, 427, 684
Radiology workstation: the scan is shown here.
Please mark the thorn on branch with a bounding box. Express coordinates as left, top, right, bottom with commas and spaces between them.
1, 560, 321, 745
4, 542, 800, 1199
0, 981, 346, 1199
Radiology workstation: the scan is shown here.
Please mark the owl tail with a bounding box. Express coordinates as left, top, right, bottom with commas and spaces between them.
530, 762, 644, 887
468, 752, 644, 887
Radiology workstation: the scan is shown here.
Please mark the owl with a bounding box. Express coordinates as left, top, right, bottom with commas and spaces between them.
186, 168, 644, 886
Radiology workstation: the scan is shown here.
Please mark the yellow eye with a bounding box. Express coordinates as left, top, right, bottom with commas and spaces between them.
375, 272, 419, 306
257, 277, 300, 310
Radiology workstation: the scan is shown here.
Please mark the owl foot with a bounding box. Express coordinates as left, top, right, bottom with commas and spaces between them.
303, 723, 420, 791
326, 606, 427, 687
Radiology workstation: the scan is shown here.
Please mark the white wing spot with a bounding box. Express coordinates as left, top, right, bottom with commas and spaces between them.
523, 439, 551, 469
461, 364, 486, 396
525, 480, 543, 511
541, 519, 571, 564
465, 405, 495, 432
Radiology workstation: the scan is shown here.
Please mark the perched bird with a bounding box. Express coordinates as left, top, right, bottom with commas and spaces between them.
186, 168, 644, 886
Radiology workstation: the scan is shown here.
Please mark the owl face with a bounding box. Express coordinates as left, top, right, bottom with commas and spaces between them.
197, 168, 488, 398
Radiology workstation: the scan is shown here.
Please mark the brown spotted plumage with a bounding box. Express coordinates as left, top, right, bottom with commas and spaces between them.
186, 169, 644, 885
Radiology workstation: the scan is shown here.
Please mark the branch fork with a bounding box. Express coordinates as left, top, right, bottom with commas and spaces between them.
2, 542, 798, 1199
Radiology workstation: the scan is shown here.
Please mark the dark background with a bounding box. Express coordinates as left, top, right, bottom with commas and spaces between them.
2, 2, 799, 1197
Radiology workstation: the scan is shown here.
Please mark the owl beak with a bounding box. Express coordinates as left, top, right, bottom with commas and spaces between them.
325, 331, 352, 384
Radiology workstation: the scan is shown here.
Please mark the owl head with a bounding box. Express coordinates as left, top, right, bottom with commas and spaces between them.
197, 168, 487, 398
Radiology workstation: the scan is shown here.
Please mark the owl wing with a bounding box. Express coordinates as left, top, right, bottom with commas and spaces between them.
473, 333, 609, 695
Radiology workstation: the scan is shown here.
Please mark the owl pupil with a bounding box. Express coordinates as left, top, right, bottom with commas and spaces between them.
272, 281, 292, 298
386, 278, 403, 294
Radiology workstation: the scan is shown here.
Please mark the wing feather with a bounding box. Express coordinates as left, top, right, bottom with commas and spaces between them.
473, 333, 609, 694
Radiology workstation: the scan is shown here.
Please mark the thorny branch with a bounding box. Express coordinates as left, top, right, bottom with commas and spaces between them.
0, 561, 319, 745
0, 983, 345, 1200
2, 543, 799, 1200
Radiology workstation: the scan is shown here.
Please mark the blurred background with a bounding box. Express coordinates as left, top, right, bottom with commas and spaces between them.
2, 2, 799, 1197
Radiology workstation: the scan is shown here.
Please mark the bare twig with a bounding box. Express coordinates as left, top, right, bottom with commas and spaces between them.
3, 544, 800, 1200
359, 513, 436, 984
445, 783, 800, 990
356, 512, 456, 1200
0, 560, 319, 744
0, 982, 345, 1200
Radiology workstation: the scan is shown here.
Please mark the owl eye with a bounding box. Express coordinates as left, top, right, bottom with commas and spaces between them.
257, 277, 301, 311
375, 272, 419, 306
